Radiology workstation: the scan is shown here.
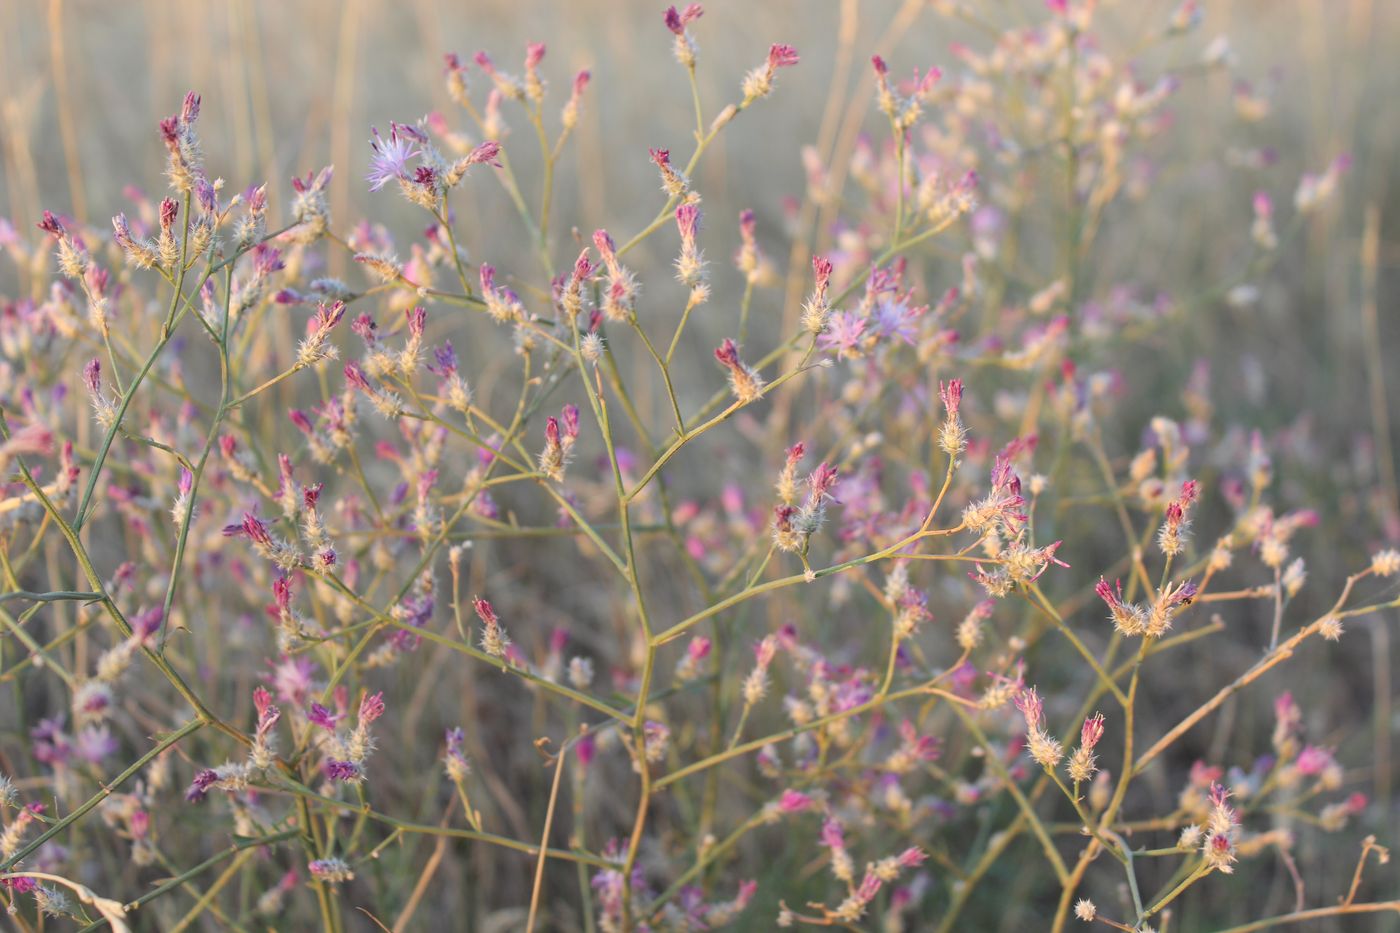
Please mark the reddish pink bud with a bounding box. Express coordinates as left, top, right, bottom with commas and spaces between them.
939, 378, 963, 417
777, 789, 813, 812
472, 597, 498, 626
37, 210, 65, 238
159, 197, 179, 233
714, 337, 741, 368
686, 636, 711, 662
768, 43, 799, 69
897, 847, 927, 868
1081, 712, 1105, 751
358, 690, 386, 724
675, 202, 701, 241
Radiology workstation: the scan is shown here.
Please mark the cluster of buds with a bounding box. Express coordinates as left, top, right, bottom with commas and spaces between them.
1294, 154, 1350, 214
308, 857, 355, 884
344, 359, 403, 419
762, 788, 816, 824
230, 243, 286, 322
426, 340, 472, 414
110, 211, 160, 270
479, 263, 526, 323
822, 848, 925, 923
938, 378, 967, 456
884, 720, 941, 773
473, 596, 511, 659
1371, 548, 1400, 577
774, 442, 806, 505
649, 147, 689, 198
1144, 578, 1198, 637
623, 721, 671, 773
81, 359, 118, 430
741, 635, 780, 706
1, 802, 44, 862
267, 575, 315, 651
1014, 687, 1063, 769
567, 656, 595, 689
444, 53, 471, 107
255, 871, 300, 918
800, 256, 835, 334
962, 455, 1026, 537
1254, 508, 1317, 569
302, 482, 337, 572
885, 562, 932, 638
560, 69, 592, 131
311, 690, 385, 784
233, 182, 268, 249
185, 176, 220, 260
1251, 191, 1278, 250
296, 300, 347, 368
956, 599, 995, 652
593, 229, 639, 321
674, 635, 711, 681
539, 404, 580, 481
1318, 792, 1368, 832
474, 49, 525, 102
1200, 782, 1239, 873
1271, 691, 1302, 759
224, 512, 302, 571
522, 42, 547, 104
168, 467, 196, 529
820, 817, 855, 883
714, 337, 764, 404
741, 43, 799, 105
1157, 478, 1200, 557
1281, 745, 1344, 792
673, 202, 707, 292
560, 249, 594, 319
273, 453, 336, 554
916, 167, 980, 225
871, 55, 941, 131
249, 686, 282, 771
289, 165, 334, 241
185, 760, 253, 802
663, 4, 704, 68
1067, 713, 1105, 783
397, 305, 428, 376
772, 459, 838, 554
734, 209, 766, 286
36, 210, 91, 282
1095, 577, 1147, 636
160, 91, 204, 193
72, 606, 162, 725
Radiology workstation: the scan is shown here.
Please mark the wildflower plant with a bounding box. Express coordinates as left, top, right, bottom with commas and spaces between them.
0, 2, 1395, 931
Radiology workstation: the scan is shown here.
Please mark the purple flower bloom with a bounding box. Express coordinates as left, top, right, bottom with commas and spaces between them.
818, 311, 867, 359
325, 759, 363, 782
186, 768, 219, 802
367, 126, 419, 192
308, 702, 340, 730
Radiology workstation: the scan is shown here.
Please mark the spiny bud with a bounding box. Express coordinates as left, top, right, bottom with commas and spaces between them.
741, 43, 799, 104
650, 147, 688, 197
939, 378, 967, 455
801, 255, 834, 333
714, 338, 764, 403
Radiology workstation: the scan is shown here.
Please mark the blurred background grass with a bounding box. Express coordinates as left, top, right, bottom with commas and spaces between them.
1, 1, 1398, 928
